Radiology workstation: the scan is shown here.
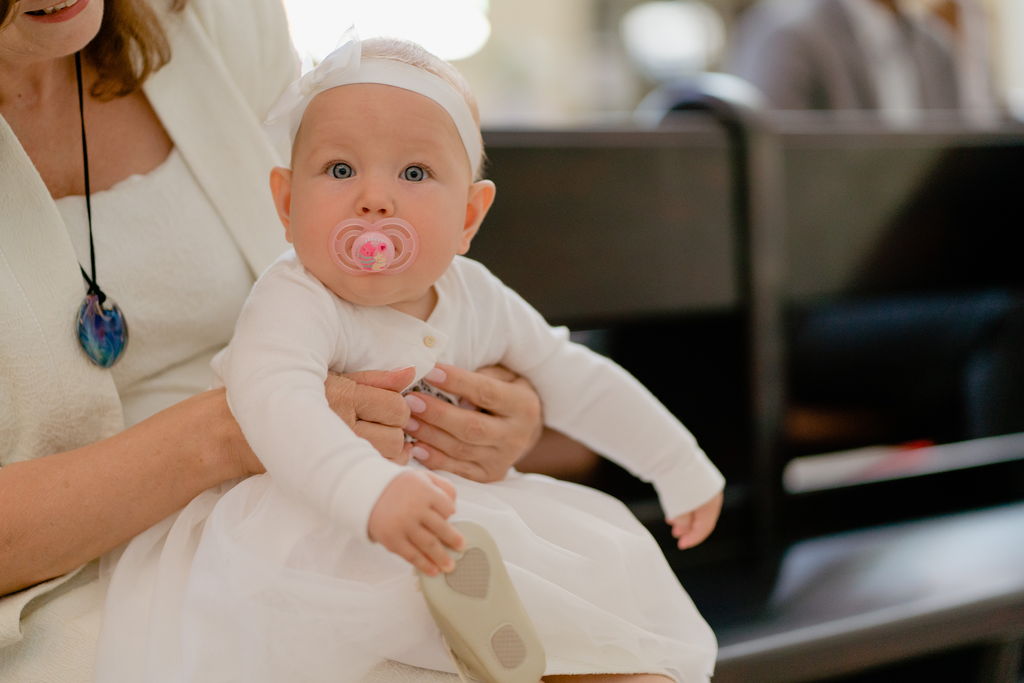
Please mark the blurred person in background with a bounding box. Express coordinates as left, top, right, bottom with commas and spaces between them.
727, 0, 1003, 126
722, 0, 1024, 455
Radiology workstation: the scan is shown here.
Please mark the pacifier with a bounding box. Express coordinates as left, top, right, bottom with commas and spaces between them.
327, 217, 420, 274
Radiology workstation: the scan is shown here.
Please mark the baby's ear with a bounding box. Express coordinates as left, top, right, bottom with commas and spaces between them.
269, 166, 294, 242
459, 180, 496, 254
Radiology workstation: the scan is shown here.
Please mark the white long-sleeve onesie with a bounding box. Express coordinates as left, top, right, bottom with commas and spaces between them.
215, 250, 724, 537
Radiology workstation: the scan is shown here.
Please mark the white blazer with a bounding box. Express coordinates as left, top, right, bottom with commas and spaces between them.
0, 0, 293, 669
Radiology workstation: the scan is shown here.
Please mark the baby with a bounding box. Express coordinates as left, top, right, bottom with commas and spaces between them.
98, 31, 725, 683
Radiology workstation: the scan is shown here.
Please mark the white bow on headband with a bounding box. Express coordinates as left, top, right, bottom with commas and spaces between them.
265, 28, 482, 177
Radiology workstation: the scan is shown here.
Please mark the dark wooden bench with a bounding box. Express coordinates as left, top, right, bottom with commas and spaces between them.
479, 125, 1024, 682
710, 498, 1024, 682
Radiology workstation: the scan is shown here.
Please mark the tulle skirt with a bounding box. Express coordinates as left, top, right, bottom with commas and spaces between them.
96, 466, 716, 682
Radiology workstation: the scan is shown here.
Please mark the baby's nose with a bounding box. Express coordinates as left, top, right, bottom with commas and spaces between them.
357, 203, 391, 217
356, 188, 394, 217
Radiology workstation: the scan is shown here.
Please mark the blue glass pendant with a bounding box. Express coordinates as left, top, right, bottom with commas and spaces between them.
77, 293, 128, 368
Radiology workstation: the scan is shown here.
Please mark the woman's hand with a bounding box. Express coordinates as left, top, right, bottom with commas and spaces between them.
328, 367, 416, 465
231, 367, 415, 476
402, 364, 543, 482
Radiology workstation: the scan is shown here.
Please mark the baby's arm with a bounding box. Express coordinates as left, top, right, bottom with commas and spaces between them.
220, 261, 407, 537
526, 342, 725, 538
461, 260, 725, 539
221, 259, 465, 568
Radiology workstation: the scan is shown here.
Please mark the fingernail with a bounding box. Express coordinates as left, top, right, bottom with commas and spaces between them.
411, 446, 429, 461
390, 365, 416, 373
424, 367, 447, 384
405, 417, 420, 432
404, 393, 426, 413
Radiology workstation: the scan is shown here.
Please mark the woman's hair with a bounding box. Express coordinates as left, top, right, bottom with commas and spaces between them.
0, 0, 188, 99
360, 37, 486, 178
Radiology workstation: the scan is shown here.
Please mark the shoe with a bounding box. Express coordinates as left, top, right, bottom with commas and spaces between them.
419, 521, 546, 683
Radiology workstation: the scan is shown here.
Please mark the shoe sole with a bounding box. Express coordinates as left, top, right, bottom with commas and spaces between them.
419, 521, 546, 683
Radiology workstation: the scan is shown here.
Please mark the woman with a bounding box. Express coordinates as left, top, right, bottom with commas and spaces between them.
0, 0, 549, 679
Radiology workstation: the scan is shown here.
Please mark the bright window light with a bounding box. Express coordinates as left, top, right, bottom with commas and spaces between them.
282, 0, 491, 63
620, 1, 725, 81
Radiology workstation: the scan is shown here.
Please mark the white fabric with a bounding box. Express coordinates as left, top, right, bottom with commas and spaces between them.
98, 252, 723, 682
0, 0, 294, 678
265, 28, 482, 177
54, 148, 255, 426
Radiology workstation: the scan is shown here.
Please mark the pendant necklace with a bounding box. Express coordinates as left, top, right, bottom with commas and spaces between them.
73, 51, 129, 368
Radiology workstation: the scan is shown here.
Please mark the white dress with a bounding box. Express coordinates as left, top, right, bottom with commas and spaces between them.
54, 148, 254, 428
98, 251, 724, 682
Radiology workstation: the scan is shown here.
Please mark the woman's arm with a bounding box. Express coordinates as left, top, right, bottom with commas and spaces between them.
0, 389, 241, 596
0, 369, 412, 597
516, 428, 601, 482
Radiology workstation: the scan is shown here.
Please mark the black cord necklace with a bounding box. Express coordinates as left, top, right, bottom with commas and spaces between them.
73, 51, 128, 368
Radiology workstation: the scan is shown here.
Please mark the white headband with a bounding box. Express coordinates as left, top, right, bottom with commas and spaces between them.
265, 29, 482, 177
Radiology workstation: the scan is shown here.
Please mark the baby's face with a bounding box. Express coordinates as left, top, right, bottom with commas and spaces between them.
277, 83, 490, 317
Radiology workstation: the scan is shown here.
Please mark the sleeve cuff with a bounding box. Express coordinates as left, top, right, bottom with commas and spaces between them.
326, 457, 406, 542
652, 452, 726, 520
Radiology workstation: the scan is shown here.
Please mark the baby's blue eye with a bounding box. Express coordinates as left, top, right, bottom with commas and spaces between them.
330, 163, 353, 179
402, 165, 427, 182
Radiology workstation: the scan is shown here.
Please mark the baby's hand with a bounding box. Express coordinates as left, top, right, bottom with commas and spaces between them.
368, 470, 465, 576
666, 491, 724, 550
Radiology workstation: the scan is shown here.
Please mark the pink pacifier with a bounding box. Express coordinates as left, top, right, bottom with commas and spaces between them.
327, 217, 420, 274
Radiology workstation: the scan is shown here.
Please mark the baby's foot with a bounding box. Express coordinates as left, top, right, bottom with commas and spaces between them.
418, 521, 546, 682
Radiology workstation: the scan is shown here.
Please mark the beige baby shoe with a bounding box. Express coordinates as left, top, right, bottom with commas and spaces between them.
419, 521, 546, 683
